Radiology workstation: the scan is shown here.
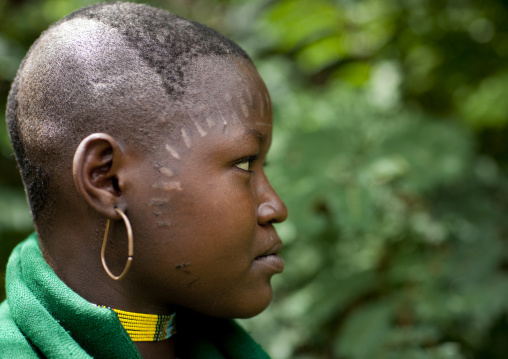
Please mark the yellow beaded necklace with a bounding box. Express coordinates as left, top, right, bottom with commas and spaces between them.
97, 305, 176, 342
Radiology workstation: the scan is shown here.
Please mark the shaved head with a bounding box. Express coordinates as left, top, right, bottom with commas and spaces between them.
6, 2, 250, 227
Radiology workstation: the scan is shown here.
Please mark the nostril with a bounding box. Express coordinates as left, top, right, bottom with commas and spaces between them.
258, 203, 275, 220
258, 202, 288, 224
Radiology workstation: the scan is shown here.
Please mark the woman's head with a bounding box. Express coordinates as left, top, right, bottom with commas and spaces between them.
7, 2, 287, 318
7, 1, 249, 226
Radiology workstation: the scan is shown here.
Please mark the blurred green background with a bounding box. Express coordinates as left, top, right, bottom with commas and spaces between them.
2, 0, 508, 358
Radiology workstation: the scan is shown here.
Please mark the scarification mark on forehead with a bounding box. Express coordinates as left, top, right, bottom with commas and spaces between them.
246, 86, 255, 107
240, 97, 249, 118
206, 117, 216, 128
157, 221, 170, 228
259, 92, 265, 117
243, 65, 260, 105
153, 211, 161, 217
215, 105, 228, 132
193, 120, 207, 137
159, 167, 175, 177
149, 198, 170, 206
165, 144, 180, 160
256, 121, 272, 128
231, 110, 240, 125
181, 128, 192, 148
153, 182, 183, 191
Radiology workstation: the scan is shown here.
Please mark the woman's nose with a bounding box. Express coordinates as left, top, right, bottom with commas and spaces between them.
257, 175, 288, 225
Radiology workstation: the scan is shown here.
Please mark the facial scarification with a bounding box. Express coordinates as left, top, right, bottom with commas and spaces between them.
150, 59, 273, 224
256, 121, 272, 128
214, 105, 228, 132
153, 182, 182, 192
181, 128, 192, 148
165, 144, 181, 160
240, 97, 250, 118
231, 110, 241, 125
118, 56, 288, 319
258, 92, 265, 117
159, 167, 175, 177
191, 116, 208, 137
149, 198, 170, 207
157, 221, 170, 228
206, 117, 216, 128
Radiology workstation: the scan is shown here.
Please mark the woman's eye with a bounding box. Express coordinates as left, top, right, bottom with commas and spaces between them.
235, 161, 251, 171
234, 156, 257, 172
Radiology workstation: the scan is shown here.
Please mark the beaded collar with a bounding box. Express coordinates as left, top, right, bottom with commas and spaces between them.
96, 305, 176, 342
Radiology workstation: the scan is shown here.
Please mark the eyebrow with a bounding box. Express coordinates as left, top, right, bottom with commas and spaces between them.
243, 128, 265, 142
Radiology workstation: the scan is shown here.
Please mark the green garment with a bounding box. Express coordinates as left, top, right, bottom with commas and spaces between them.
0, 233, 271, 359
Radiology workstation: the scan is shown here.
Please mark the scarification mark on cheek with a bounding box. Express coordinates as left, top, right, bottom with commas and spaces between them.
193, 120, 207, 137
181, 128, 192, 148
256, 121, 272, 128
149, 198, 170, 206
153, 182, 183, 191
159, 167, 175, 177
157, 221, 170, 228
165, 144, 180, 160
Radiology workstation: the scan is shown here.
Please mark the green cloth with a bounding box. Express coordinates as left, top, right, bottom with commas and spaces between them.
0, 233, 271, 358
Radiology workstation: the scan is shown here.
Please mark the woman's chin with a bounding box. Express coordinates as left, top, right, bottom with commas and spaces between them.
198, 287, 274, 319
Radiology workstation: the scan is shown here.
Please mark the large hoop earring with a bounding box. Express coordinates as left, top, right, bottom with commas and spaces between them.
101, 208, 134, 281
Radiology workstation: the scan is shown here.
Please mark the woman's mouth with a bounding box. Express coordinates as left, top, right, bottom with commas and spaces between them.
254, 236, 284, 272
254, 253, 284, 273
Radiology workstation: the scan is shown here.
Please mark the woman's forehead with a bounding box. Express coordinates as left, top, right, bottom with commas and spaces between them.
182, 55, 270, 113
146, 55, 272, 159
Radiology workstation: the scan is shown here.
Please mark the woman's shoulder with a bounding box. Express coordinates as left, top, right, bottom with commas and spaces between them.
0, 300, 40, 358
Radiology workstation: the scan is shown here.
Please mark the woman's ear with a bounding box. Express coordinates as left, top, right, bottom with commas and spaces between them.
73, 133, 124, 219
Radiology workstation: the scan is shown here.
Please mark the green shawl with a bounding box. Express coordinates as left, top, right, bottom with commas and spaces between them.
0, 233, 271, 358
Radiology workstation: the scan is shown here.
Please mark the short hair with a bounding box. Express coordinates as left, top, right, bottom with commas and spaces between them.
6, 2, 250, 227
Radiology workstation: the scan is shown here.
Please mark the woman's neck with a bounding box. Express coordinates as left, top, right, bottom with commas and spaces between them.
135, 339, 176, 359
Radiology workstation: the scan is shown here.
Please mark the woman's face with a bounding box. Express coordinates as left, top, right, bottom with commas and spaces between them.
122, 56, 288, 318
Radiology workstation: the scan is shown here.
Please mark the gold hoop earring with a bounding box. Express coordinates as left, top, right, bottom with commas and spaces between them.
101, 208, 134, 281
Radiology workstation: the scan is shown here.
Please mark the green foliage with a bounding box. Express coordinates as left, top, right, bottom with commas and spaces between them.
241, 78, 508, 358
252, 0, 508, 134
236, 2, 508, 357
2, 0, 508, 358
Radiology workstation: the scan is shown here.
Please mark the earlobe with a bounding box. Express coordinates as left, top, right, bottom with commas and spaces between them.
73, 133, 124, 219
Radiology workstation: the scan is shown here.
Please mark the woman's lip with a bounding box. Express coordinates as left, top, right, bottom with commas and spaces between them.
258, 238, 283, 257
254, 254, 284, 273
